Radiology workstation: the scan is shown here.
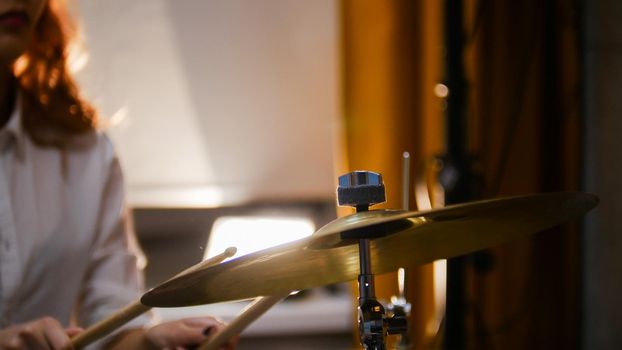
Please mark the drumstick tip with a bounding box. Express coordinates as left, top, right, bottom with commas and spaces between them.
224, 247, 237, 257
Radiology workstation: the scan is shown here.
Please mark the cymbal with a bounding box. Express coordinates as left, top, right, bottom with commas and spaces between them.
141, 192, 598, 307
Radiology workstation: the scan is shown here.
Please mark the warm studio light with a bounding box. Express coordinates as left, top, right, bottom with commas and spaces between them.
204, 216, 315, 260
431, 259, 447, 334
434, 83, 449, 98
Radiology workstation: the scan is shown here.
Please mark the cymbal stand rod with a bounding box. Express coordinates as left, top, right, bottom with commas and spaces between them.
357, 204, 374, 301
394, 151, 412, 349
358, 238, 375, 301
337, 171, 388, 349
356, 205, 386, 350
402, 152, 411, 211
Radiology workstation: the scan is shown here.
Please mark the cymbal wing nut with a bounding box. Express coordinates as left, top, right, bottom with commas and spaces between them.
337, 171, 386, 208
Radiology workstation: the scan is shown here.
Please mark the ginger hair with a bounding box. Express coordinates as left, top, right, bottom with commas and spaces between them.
14, 0, 98, 146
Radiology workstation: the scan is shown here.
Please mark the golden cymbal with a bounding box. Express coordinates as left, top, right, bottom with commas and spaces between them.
141, 192, 598, 307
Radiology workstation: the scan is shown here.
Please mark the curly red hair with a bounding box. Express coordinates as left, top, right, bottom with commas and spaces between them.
13, 0, 98, 147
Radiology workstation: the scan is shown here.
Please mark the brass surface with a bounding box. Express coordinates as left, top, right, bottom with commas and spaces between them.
141, 192, 598, 307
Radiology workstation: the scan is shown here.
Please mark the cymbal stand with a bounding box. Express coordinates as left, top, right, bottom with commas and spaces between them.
338, 171, 408, 350
386, 152, 413, 348
388, 267, 412, 349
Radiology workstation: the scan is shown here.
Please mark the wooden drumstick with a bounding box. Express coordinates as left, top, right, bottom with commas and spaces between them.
69, 247, 238, 350
197, 292, 290, 350
169, 247, 238, 279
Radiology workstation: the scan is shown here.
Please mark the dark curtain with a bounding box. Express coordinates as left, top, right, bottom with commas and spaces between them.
340, 0, 582, 348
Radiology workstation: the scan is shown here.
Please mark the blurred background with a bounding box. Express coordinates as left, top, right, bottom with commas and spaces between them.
73, 0, 620, 349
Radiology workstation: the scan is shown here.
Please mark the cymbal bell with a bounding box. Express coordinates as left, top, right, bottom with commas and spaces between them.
141, 192, 598, 307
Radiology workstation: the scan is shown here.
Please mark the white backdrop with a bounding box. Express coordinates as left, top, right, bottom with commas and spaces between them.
76, 0, 340, 207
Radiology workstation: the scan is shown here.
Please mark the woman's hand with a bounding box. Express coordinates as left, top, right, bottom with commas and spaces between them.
144, 317, 237, 350
0, 317, 81, 350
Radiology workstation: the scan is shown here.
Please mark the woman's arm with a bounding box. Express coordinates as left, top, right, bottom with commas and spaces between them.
74, 141, 152, 345
77, 138, 237, 349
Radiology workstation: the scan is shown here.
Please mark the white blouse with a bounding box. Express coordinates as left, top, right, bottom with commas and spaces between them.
0, 103, 149, 344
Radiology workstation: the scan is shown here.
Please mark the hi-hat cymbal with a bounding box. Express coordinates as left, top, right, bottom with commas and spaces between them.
141, 192, 598, 307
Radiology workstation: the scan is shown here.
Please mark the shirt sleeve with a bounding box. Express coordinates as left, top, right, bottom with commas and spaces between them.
74, 142, 153, 349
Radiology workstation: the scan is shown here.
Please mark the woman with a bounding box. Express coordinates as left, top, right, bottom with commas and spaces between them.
0, 0, 234, 349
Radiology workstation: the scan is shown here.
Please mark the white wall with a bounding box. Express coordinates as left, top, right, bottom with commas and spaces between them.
76, 0, 340, 207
